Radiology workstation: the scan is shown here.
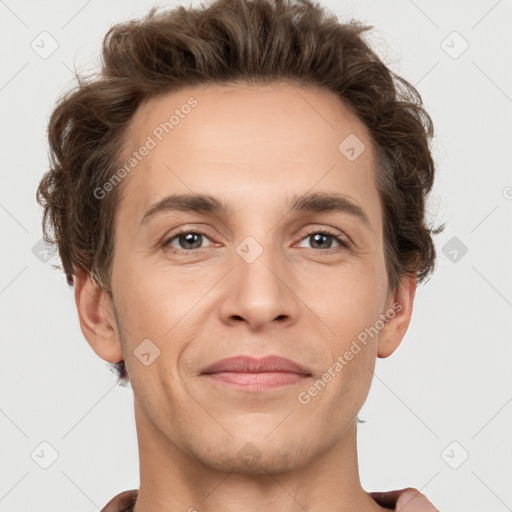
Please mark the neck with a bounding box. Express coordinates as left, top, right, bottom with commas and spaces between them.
132, 399, 389, 512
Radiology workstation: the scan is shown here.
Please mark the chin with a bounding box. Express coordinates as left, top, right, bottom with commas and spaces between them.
189, 432, 319, 475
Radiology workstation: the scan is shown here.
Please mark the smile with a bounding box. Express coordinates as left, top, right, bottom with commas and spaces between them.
203, 371, 310, 391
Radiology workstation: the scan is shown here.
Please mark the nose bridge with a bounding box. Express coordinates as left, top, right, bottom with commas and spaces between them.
220, 230, 299, 328
235, 232, 284, 297
231, 206, 282, 278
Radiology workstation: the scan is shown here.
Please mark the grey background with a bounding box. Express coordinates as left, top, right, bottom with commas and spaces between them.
1, 0, 511, 510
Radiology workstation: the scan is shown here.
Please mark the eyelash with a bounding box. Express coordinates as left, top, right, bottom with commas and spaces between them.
162, 228, 349, 255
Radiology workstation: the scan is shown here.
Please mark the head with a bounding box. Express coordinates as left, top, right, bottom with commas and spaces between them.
37, 0, 443, 474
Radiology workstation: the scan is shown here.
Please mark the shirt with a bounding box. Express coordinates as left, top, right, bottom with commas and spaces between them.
101, 490, 138, 512
101, 488, 436, 511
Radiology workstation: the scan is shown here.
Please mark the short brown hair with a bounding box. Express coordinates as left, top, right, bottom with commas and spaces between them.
36, 0, 444, 384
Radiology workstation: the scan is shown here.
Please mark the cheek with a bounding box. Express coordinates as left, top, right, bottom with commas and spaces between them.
313, 269, 384, 394
114, 261, 216, 357
319, 288, 379, 408
117, 257, 178, 315
318, 265, 386, 330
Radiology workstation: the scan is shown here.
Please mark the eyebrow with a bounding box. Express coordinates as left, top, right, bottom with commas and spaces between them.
140, 191, 373, 231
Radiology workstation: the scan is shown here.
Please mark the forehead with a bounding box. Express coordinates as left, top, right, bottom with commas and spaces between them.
117, 81, 381, 231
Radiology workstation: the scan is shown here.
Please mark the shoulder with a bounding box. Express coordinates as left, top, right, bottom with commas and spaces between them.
101, 489, 139, 512
369, 487, 439, 511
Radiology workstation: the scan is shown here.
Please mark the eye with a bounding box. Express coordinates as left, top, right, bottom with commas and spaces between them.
296, 229, 349, 252
163, 231, 214, 253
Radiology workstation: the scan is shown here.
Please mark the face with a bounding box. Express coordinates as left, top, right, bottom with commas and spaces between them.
87, 81, 410, 474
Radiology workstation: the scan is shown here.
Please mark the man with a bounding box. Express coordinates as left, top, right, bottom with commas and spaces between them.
37, 0, 442, 510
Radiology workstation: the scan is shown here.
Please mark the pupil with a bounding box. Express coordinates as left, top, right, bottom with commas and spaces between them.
181, 233, 201, 249
313, 233, 330, 249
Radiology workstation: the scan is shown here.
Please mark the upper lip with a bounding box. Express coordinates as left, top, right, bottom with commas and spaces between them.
201, 355, 311, 376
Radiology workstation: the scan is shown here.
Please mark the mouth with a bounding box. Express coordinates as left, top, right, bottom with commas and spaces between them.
200, 355, 312, 391
204, 371, 309, 390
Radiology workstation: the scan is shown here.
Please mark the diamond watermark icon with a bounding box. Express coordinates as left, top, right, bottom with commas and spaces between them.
30, 31, 59, 59
442, 236, 468, 263
441, 441, 469, 469
31, 441, 59, 469
338, 133, 366, 162
32, 237, 58, 263
237, 442, 263, 467
236, 236, 263, 264
441, 31, 469, 60
134, 338, 161, 366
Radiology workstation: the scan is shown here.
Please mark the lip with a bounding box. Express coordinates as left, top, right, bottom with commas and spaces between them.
200, 355, 311, 376
205, 371, 309, 390
200, 355, 312, 391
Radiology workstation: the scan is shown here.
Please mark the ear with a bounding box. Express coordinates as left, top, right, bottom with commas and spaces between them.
73, 270, 123, 364
377, 274, 417, 358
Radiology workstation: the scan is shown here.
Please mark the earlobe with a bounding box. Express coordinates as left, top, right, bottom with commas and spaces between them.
377, 275, 417, 358
73, 270, 124, 364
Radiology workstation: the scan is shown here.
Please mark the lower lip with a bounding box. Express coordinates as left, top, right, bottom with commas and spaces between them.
203, 371, 309, 390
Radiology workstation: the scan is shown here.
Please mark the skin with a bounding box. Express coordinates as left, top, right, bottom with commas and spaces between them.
75, 81, 419, 512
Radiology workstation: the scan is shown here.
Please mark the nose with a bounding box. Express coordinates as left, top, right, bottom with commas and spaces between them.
218, 241, 301, 331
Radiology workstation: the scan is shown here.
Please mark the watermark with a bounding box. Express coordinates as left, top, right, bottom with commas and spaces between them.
442, 236, 468, 263
297, 301, 402, 405
338, 133, 366, 161
31, 31, 59, 60
236, 236, 264, 264
440, 31, 469, 60
30, 441, 59, 469
93, 96, 198, 200
440, 440, 469, 469
237, 441, 263, 467
134, 338, 161, 366
32, 237, 58, 263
